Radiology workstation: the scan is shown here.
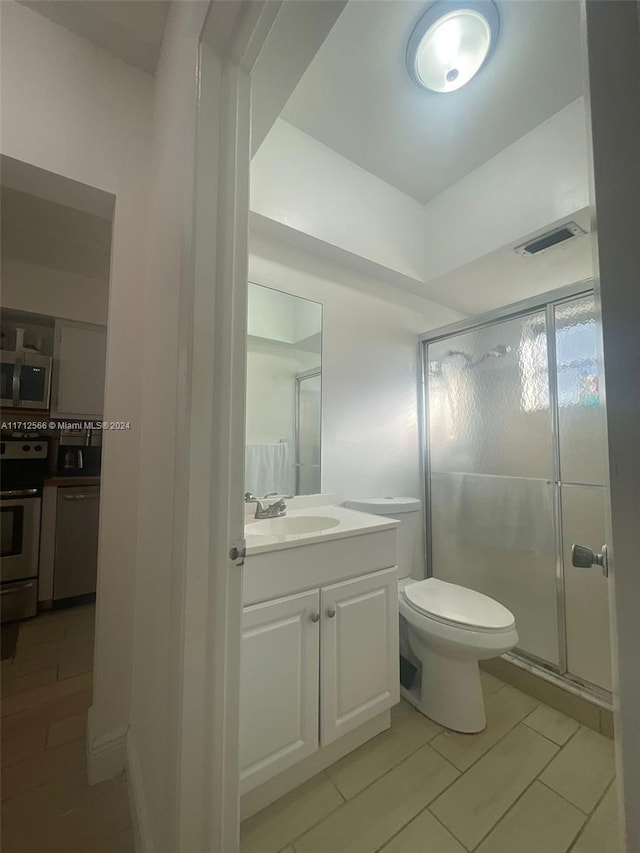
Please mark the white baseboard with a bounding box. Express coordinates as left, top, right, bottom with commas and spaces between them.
86, 710, 128, 786
127, 731, 155, 853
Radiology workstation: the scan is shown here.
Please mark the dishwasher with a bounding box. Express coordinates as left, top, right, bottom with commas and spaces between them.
53, 485, 100, 603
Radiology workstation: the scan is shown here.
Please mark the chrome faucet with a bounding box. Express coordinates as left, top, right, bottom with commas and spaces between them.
244, 492, 294, 519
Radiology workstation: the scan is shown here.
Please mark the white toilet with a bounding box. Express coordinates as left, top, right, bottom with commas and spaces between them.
344, 497, 518, 733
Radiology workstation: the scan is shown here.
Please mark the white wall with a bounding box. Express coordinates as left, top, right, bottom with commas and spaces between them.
1, 258, 109, 325
249, 234, 462, 512
251, 120, 427, 285
126, 4, 207, 852
421, 98, 590, 283
0, 0, 153, 779
252, 100, 591, 314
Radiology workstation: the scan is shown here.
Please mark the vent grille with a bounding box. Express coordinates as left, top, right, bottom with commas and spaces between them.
515, 222, 585, 256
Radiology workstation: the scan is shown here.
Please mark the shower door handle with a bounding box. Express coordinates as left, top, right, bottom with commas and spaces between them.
572, 543, 609, 578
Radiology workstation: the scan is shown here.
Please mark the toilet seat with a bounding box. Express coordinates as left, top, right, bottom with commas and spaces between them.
402, 578, 515, 632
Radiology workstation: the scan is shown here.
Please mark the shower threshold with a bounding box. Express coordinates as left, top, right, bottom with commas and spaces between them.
498, 650, 613, 711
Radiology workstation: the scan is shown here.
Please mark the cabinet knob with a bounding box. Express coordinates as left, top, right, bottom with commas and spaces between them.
327, 608, 336, 618
310, 613, 320, 623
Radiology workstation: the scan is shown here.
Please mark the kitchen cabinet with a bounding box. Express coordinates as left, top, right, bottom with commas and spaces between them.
239, 567, 398, 793
53, 485, 100, 601
52, 320, 107, 418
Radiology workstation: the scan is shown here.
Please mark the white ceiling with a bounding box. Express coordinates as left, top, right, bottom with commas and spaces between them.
282, 0, 584, 204
422, 208, 594, 315
19, 0, 170, 74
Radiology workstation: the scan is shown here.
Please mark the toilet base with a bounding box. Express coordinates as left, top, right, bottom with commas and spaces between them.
409, 644, 487, 733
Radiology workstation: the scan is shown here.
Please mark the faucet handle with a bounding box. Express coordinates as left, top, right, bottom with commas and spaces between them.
244, 492, 257, 503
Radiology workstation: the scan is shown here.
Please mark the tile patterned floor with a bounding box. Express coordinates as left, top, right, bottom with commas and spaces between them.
1, 605, 135, 853
241, 671, 621, 853
1, 611, 621, 853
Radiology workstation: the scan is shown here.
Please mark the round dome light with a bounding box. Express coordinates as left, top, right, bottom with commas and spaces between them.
407, 1, 500, 93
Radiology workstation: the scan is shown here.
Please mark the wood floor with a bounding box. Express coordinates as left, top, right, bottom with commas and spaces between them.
241, 672, 620, 853
1, 605, 134, 853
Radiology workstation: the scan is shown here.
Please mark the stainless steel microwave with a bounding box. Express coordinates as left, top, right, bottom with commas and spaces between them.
0, 351, 52, 410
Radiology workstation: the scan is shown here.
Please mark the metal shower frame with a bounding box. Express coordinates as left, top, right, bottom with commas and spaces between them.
417, 279, 612, 707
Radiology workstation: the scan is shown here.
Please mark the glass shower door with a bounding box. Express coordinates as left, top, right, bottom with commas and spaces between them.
427, 310, 560, 666
295, 372, 321, 495
555, 294, 611, 691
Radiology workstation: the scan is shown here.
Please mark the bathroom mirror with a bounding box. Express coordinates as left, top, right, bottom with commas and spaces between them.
246, 283, 322, 496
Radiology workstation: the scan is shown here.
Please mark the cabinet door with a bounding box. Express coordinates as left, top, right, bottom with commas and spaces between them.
321, 567, 399, 746
53, 487, 100, 600
53, 321, 107, 418
240, 589, 320, 793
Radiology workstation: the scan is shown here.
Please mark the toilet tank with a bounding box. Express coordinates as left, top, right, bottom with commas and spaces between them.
344, 497, 422, 579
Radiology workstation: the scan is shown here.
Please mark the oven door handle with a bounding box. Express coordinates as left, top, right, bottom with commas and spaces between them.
1, 488, 39, 498
1, 582, 36, 595
11, 355, 22, 407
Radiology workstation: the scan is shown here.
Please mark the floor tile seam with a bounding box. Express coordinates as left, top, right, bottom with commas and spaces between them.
1, 735, 85, 771
283, 745, 461, 852
1, 670, 59, 696
1, 755, 88, 799
485, 683, 507, 699
428, 724, 565, 852
258, 773, 346, 852
1, 662, 60, 684
322, 769, 347, 804
431, 704, 543, 775
565, 778, 618, 853
0, 734, 48, 769
534, 718, 613, 804
536, 779, 591, 817
1, 673, 93, 713
466, 773, 587, 853
328, 722, 446, 799
57, 662, 94, 682
328, 733, 458, 804
0, 688, 93, 732
537, 721, 583, 760
368, 802, 458, 853
521, 717, 575, 748
14, 634, 68, 653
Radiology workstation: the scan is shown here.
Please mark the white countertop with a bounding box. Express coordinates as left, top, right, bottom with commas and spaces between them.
245, 504, 399, 556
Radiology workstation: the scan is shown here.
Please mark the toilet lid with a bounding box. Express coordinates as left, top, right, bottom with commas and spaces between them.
403, 578, 515, 630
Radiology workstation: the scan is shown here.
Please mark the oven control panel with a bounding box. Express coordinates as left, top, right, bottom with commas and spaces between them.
0, 440, 48, 460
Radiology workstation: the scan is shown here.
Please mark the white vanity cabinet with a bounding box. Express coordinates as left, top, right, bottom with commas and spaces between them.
240, 590, 320, 792
321, 568, 399, 745
240, 566, 399, 793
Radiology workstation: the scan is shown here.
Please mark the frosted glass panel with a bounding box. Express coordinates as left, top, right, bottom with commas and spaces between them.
427, 310, 558, 665
561, 485, 611, 691
296, 373, 321, 495
428, 311, 553, 479
430, 473, 558, 664
555, 296, 608, 485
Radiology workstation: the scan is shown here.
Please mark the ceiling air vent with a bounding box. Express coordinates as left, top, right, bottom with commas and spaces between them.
515, 222, 585, 257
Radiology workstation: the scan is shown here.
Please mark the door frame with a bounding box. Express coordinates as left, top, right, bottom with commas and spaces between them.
583, 2, 640, 849
175, 3, 345, 851
177, 1, 640, 850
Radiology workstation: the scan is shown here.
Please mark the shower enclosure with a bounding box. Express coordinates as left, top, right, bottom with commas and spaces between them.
295, 369, 322, 494
421, 283, 611, 699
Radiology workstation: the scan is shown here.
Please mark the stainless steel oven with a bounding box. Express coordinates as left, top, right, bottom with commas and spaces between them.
0, 351, 52, 410
0, 438, 48, 621
1, 489, 40, 620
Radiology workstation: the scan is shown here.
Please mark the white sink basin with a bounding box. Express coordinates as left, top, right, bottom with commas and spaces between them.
247, 515, 340, 537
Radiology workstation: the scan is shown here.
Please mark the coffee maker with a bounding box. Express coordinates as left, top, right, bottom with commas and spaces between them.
55, 427, 102, 476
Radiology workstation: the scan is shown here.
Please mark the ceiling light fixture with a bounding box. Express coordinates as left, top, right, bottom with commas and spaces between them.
407, 1, 500, 93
